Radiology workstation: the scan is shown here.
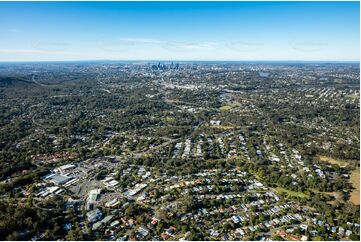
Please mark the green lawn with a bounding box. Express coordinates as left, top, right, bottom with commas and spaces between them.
220, 101, 242, 111
220, 105, 232, 111
274, 187, 310, 199
209, 125, 236, 130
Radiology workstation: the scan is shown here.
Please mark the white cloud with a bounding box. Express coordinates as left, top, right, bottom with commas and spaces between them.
162, 41, 219, 52
32, 41, 71, 52
290, 41, 328, 52
96, 38, 219, 53
8, 29, 20, 33
0, 49, 70, 55
226, 41, 264, 52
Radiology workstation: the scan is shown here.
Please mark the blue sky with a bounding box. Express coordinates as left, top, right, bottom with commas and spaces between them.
0, 1, 359, 61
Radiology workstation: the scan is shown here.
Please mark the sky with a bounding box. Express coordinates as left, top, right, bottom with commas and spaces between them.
0, 1, 359, 61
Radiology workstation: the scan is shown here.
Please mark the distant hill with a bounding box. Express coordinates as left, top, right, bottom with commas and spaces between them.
0, 76, 35, 87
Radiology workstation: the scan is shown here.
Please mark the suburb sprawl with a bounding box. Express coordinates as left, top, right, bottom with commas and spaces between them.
0, 62, 359, 241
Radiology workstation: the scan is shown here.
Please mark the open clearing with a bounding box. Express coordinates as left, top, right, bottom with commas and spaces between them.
319, 156, 359, 205
274, 187, 310, 199
318, 155, 349, 167
350, 169, 360, 205
346, 93, 359, 100
220, 101, 241, 111
324, 192, 343, 205
208, 125, 236, 130
220, 105, 232, 111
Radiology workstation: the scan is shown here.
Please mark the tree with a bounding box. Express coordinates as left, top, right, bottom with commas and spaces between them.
349, 234, 360, 241
65, 227, 84, 240
6, 231, 20, 241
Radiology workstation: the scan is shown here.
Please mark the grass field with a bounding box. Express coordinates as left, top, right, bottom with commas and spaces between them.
274, 187, 310, 199
346, 93, 359, 100
220, 101, 241, 111
164, 117, 176, 123
209, 125, 235, 130
220, 105, 232, 111
350, 169, 360, 205
318, 155, 349, 167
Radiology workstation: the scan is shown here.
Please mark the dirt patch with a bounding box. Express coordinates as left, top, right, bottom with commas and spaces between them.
350, 169, 360, 205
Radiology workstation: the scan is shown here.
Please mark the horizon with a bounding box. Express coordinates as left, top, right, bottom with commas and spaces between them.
0, 59, 360, 64
0, 1, 360, 62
